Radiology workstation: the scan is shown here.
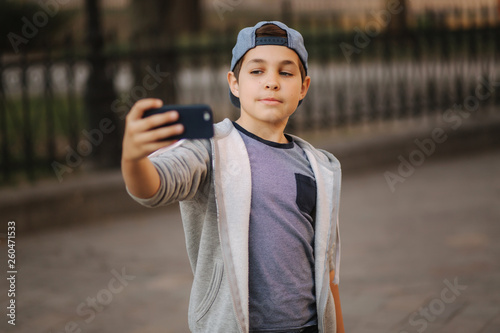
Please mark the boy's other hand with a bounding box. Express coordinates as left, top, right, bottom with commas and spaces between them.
122, 99, 184, 162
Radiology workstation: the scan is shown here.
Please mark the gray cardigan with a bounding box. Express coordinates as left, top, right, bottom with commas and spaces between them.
129, 119, 342, 333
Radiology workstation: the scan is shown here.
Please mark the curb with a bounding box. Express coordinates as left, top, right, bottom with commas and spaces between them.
0, 171, 177, 234
306, 114, 500, 174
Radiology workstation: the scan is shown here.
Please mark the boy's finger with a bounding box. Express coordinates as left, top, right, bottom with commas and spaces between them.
136, 110, 179, 133
136, 123, 184, 143
128, 99, 163, 120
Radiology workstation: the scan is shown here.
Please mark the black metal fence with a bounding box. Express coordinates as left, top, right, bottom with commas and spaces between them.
1, 23, 499, 184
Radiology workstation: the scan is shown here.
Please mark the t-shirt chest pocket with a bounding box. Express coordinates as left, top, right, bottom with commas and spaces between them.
295, 173, 317, 216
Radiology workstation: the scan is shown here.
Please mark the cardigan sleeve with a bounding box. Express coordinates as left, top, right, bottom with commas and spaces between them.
127, 139, 211, 208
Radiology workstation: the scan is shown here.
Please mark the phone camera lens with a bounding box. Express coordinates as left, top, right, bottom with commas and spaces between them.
203, 112, 210, 121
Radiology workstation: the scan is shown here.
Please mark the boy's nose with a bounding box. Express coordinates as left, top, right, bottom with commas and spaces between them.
265, 78, 279, 90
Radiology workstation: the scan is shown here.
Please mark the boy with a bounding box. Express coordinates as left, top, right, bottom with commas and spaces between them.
122, 21, 344, 333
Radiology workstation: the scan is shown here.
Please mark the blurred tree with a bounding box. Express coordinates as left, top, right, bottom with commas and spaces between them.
0, 1, 70, 53
386, 0, 408, 35
129, 0, 202, 105
130, 0, 201, 49
84, 0, 122, 168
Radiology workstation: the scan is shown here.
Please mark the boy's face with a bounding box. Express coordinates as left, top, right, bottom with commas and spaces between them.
228, 45, 310, 130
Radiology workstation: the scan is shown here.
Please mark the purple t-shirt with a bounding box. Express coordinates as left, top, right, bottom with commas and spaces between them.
234, 123, 318, 332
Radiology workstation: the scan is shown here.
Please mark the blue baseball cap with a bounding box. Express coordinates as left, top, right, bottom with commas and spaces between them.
229, 21, 309, 108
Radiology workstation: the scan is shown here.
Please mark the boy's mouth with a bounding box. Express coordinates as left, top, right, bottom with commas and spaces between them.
259, 97, 282, 105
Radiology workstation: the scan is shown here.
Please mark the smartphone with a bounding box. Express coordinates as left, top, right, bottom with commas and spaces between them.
142, 104, 214, 140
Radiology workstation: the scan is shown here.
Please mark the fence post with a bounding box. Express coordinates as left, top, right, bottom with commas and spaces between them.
0, 55, 9, 183
43, 42, 56, 166
64, 35, 78, 151
21, 50, 34, 181
495, 25, 500, 107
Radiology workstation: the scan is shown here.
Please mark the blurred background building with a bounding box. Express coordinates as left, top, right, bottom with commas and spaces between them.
0, 0, 499, 184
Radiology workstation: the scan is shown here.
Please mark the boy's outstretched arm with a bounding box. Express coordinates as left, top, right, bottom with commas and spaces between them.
330, 270, 345, 333
121, 99, 184, 199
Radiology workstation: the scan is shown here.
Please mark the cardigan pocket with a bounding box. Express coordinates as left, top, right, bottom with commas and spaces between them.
195, 261, 224, 322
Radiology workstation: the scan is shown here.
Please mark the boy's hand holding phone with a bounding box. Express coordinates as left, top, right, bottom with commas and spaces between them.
121, 99, 184, 199
122, 99, 184, 162
121, 98, 214, 199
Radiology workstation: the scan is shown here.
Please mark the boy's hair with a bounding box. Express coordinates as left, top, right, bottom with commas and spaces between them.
232, 24, 307, 82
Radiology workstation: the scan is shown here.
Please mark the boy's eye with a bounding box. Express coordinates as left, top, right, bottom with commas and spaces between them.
280, 72, 293, 77
250, 70, 263, 75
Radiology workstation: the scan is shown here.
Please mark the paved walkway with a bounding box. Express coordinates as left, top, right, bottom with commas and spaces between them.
1, 149, 499, 333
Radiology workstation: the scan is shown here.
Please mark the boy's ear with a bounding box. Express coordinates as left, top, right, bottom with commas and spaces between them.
299, 75, 311, 101
227, 71, 240, 98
